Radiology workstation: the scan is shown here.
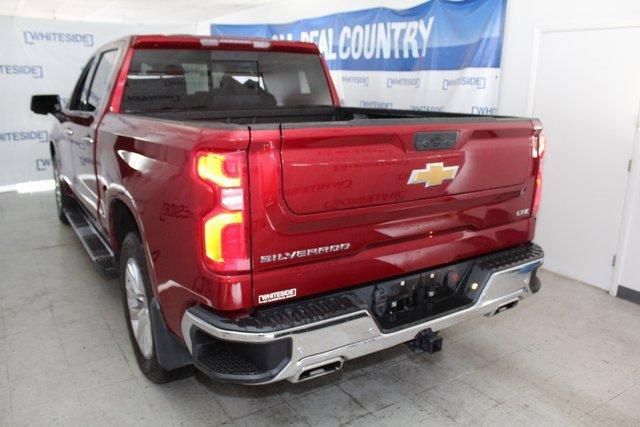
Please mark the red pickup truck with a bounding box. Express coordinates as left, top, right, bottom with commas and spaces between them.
31, 35, 545, 385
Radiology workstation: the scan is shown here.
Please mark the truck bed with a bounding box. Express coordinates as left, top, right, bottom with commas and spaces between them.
125, 106, 525, 127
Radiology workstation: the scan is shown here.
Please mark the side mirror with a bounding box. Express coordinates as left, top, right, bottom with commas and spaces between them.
31, 95, 61, 115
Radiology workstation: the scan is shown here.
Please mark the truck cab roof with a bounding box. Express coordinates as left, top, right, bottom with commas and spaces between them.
128, 34, 320, 54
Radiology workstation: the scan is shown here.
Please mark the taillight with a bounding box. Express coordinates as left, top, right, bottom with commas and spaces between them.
196, 151, 249, 272
533, 133, 546, 159
532, 132, 546, 215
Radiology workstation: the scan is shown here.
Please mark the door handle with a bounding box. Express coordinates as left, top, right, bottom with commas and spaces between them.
82, 136, 94, 144
64, 128, 74, 136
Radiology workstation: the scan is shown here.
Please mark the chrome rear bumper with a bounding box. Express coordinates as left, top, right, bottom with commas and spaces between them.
181, 247, 543, 384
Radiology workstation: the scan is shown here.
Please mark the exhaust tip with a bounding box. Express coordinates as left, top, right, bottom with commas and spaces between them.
297, 360, 343, 382
494, 300, 518, 315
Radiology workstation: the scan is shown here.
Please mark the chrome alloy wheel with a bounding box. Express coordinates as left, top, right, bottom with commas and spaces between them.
125, 257, 153, 359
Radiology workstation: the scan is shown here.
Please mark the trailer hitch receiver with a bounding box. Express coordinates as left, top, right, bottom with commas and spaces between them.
406, 329, 443, 354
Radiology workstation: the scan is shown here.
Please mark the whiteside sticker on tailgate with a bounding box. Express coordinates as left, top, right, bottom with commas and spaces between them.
258, 289, 297, 304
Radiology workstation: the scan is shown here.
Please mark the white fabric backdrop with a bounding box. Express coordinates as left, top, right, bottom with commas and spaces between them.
0, 17, 193, 188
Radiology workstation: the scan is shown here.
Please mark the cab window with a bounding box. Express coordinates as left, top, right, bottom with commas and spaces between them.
86, 50, 119, 111
68, 57, 95, 111
122, 49, 333, 112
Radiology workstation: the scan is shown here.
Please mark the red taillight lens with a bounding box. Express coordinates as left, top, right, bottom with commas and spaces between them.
532, 133, 546, 215
196, 151, 249, 272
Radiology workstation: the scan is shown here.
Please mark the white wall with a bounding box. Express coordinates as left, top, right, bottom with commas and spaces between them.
499, 0, 640, 291
498, 0, 640, 115
196, 0, 427, 30
0, 16, 194, 189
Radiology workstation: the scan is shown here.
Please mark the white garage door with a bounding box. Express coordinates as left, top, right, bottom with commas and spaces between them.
532, 26, 640, 290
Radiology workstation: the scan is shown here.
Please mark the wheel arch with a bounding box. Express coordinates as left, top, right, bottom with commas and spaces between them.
109, 197, 144, 254
110, 196, 192, 372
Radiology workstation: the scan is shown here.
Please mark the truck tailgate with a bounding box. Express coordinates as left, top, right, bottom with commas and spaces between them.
248, 119, 537, 306
281, 123, 532, 214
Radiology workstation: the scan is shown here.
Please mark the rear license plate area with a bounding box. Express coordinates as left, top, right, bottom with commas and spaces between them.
368, 261, 477, 331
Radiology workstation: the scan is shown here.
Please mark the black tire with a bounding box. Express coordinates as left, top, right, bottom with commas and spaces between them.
119, 232, 176, 383
52, 155, 70, 225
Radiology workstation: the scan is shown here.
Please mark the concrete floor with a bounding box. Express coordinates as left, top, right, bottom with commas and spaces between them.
1, 191, 640, 427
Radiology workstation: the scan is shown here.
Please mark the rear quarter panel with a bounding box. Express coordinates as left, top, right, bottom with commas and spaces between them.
96, 113, 251, 336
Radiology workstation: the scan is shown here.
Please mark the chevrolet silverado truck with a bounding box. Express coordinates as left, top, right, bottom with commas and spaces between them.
30, 35, 545, 385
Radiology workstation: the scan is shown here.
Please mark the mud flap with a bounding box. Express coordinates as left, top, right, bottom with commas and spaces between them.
150, 299, 193, 370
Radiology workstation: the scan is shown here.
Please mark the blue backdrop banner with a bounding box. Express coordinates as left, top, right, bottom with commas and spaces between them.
210, 0, 506, 72
210, 0, 505, 115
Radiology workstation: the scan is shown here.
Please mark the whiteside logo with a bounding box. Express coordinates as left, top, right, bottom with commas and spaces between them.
258, 289, 297, 304
260, 243, 351, 264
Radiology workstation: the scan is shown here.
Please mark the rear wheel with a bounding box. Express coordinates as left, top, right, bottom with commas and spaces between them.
119, 232, 175, 383
52, 155, 70, 225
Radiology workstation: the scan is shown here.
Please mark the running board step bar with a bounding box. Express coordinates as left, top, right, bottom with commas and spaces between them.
64, 207, 117, 278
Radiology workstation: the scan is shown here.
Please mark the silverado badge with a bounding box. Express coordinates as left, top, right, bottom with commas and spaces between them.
407, 162, 459, 188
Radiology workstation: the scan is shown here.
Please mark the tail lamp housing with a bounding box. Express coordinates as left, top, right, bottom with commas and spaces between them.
532, 132, 546, 215
195, 151, 250, 272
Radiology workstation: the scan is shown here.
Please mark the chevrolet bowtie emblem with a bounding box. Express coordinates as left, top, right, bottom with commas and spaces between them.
407, 162, 459, 188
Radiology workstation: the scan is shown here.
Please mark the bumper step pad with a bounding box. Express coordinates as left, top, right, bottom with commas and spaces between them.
64, 207, 117, 278
198, 350, 262, 376
476, 244, 545, 272
189, 329, 292, 384
189, 294, 365, 334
